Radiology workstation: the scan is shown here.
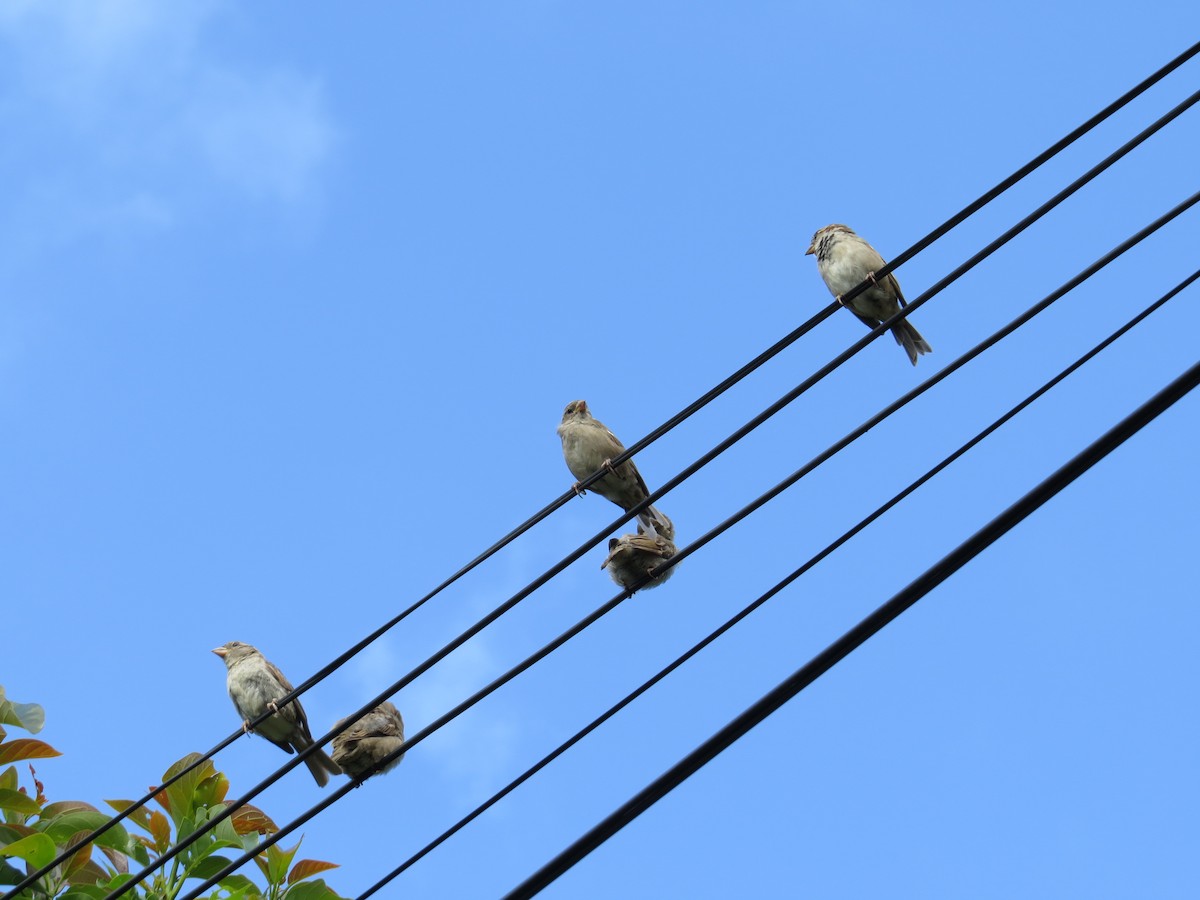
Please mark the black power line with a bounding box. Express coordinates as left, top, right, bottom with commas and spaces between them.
123, 90, 1200, 900
12, 41, 1190, 900
355, 266, 1200, 897
502, 356, 1200, 900
175, 194, 1199, 900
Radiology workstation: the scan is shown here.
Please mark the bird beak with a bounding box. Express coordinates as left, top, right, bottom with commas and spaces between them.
212, 647, 227, 658
578, 400, 588, 413
804, 244, 815, 256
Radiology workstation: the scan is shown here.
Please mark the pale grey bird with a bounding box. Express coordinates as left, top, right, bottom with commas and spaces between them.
601, 533, 678, 591
331, 702, 406, 780
806, 224, 932, 365
557, 400, 672, 538
212, 641, 342, 787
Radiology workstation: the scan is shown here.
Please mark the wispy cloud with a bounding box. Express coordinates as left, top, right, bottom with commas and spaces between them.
0, 0, 337, 250
341, 532, 588, 798
184, 68, 336, 203
348, 630, 522, 799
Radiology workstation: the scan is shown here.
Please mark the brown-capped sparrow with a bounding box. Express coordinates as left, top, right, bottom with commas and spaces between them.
557, 400, 671, 539
601, 533, 678, 591
213, 641, 342, 786
331, 701, 406, 780
806, 224, 932, 365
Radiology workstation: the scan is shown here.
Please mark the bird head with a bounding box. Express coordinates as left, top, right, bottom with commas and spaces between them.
212, 641, 257, 666
561, 399, 589, 422
806, 223, 854, 256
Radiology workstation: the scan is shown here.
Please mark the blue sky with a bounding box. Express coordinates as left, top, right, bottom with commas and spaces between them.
3, 2, 1199, 898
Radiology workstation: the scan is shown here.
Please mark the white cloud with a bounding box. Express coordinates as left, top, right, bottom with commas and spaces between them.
348, 630, 522, 799
0, 0, 211, 93
404, 636, 522, 794
341, 539, 578, 798
0, 0, 337, 246
186, 69, 337, 203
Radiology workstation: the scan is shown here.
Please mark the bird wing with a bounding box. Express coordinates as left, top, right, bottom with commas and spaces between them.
849, 308, 882, 330
264, 658, 316, 742
624, 457, 651, 496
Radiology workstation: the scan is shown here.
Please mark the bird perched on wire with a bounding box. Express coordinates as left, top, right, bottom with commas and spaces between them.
806, 224, 932, 365
331, 701, 406, 781
557, 400, 673, 539
602, 533, 678, 591
212, 641, 342, 787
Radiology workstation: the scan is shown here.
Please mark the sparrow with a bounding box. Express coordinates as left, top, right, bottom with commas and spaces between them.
601, 533, 678, 591
557, 400, 672, 539
331, 702, 406, 780
806, 224, 932, 365
212, 641, 342, 787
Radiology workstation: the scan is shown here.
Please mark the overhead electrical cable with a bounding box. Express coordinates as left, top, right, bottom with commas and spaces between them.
149, 89, 1200, 895
502, 355, 1200, 899
170, 193, 1200, 900
15, 43, 1193, 900
355, 266, 1200, 897
99, 96, 1200, 896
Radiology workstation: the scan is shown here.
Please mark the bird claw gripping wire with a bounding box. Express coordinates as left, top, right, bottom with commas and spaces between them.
836, 271, 881, 309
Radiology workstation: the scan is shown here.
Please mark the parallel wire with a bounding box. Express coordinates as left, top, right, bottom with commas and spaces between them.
356, 266, 1200, 897
503, 355, 1200, 899
177, 193, 1200, 900
13, 41, 1193, 900
106, 87, 1200, 900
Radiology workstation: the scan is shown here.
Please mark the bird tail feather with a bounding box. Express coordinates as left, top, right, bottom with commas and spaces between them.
294, 733, 342, 786
891, 320, 932, 366
637, 506, 674, 542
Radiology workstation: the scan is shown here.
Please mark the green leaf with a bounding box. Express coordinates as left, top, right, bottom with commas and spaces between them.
216, 873, 260, 899
283, 878, 347, 900
126, 838, 151, 867
0, 787, 40, 816
0, 766, 17, 792
177, 811, 200, 843
0, 739, 62, 764
0, 832, 57, 868
161, 753, 210, 828
103, 873, 136, 892
186, 854, 237, 881
0, 695, 46, 735
0, 822, 35, 843
0, 858, 28, 885
42, 801, 100, 818
195, 770, 230, 808
252, 851, 270, 881
208, 807, 244, 849
59, 889, 110, 900
263, 840, 300, 886
39, 809, 131, 855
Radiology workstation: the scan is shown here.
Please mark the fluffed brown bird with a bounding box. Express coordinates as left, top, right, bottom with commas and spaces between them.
601, 532, 678, 591
331, 702, 406, 780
